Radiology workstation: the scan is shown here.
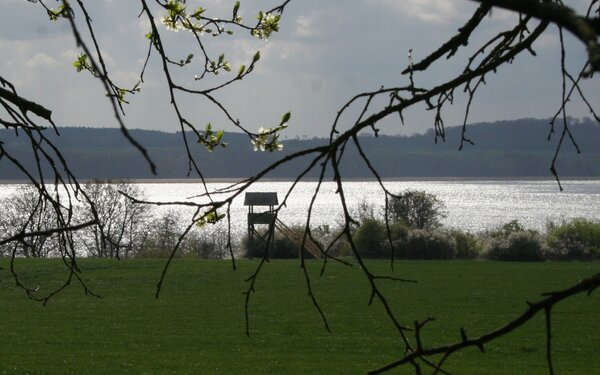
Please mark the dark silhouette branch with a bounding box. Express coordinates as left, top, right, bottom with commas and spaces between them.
0, 87, 52, 121
368, 273, 600, 374
403, 3, 493, 74
0, 220, 97, 247
471, 0, 600, 72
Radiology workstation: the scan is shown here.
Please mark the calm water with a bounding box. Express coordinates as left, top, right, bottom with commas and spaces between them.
2, 179, 599, 235
138, 179, 600, 234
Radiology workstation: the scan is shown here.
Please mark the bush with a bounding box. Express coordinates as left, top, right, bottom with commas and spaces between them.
135, 211, 182, 258
244, 226, 319, 259
448, 229, 482, 259
272, 234, 302, 259
328, 240, 353, 258
546, 219, 600, 261
316, 225, 353, 258
399, 229, 456, 260
388, 190, 446, 229
388, 222, 410, 242
181, 226, 232, 259
353, 219, 388, 258
134, 211, 230, 259
244, 237, 283, 259
482, 220, 545, 262
487, 219, 527, 239
484, 231, 545, 261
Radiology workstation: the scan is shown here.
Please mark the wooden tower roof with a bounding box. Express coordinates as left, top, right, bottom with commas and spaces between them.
244, 192, 278, 206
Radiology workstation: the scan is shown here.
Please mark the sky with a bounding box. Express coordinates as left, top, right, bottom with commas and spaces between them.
1, 0, 598, 139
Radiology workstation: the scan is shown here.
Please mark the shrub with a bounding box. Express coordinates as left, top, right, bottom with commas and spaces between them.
328, 241, 353, 257
388, 222, 410, 242
486, 219, 527, 239
271, 234, 303, 259
353, 219, 387, 258
384, 222, 410, 258
319, 225, 353, 258
332, 220, 409, 259
135, 211, 182, 258
244, 226, 319, 259
484, 231, 545, 261
242, 233, 275, 259
448, 229, 482, 259
399, 229, 456, 260
181, 226, 232, 259
243, 235, 263, 259
546, 219, 600, 261
388, 190, 446, 229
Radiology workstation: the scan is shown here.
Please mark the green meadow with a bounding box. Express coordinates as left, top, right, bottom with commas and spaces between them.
0, 259, 598, 374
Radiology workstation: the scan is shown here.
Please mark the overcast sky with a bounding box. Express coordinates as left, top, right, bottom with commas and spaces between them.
1, 0, 598, 139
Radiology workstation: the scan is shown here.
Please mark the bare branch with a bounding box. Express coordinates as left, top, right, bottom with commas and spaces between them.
471, 0, 600, 73
0, 87, 52, 121
369, 273, 600, 374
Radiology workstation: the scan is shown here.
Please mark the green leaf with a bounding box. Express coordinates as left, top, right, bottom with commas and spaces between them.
198, 124, 227, 152
48, 5, 67, 21
238, 65, 246, 76
280, 112, 291, 125
72, 53, 89, 73
233, 1, 240, 17
197, 209, 226, 227
252, 51, 261, 63
192, 6, 205, 19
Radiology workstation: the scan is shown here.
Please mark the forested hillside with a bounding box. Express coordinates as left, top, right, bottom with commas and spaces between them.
1, 118, 598, 180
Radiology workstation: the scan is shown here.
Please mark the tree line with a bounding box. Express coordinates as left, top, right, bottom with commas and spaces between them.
346, 191, 600, 262
0, 181, 228, 260
4, 182, 597, 264
1, 118, 599, 180
246, 190, 600, 262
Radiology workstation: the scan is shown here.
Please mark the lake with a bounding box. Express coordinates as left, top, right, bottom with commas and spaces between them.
136, 179, 600, 234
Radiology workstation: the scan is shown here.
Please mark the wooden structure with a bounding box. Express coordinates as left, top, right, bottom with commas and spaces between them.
244, 192, 278, 249
273, 218, 322, 258
244, 192, 322, 258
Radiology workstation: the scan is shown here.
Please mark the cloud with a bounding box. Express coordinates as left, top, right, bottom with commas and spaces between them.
295, 14, 319, 38
263, 40, 326, 66
368, 0, 470, 24
0, 0, 71, 41
25, 52, 58, 68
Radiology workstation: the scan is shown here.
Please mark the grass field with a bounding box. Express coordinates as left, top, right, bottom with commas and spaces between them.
0, 259, 598, 374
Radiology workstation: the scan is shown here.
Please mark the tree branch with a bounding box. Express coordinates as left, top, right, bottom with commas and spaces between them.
369, 273, 600, 374
472, 0, 600, 73
0, 87, 52, 121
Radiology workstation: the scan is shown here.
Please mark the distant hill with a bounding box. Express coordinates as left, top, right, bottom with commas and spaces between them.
1, 118, 599, 180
